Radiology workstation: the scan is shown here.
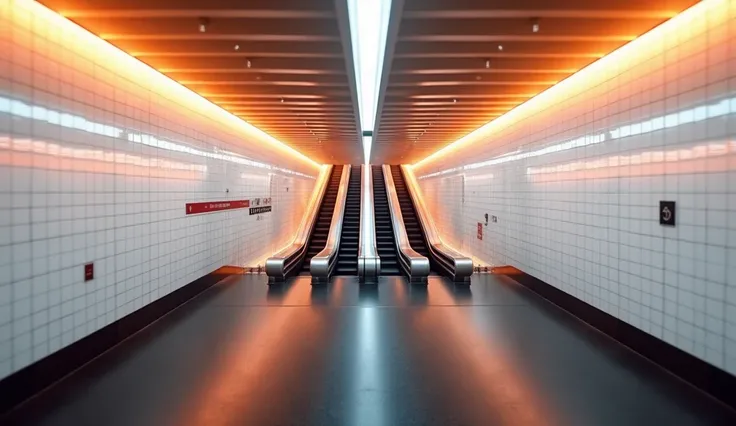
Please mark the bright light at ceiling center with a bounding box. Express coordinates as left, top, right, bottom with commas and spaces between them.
347, 0, 392, 164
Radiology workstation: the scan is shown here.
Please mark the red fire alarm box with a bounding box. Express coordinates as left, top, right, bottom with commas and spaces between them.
84, 263, 94, 281
477, 222, 483, 240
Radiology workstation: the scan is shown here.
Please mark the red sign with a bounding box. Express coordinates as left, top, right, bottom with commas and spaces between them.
477, 222, 483, 240
186, 200, 250, 215
84, 263, 94, 281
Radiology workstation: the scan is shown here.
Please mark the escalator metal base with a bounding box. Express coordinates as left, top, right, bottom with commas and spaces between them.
409, 276, 428, 285
311, 276, 330, 285
267, 276, 286, 285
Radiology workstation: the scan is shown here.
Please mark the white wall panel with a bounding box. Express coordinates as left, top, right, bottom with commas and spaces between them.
0, 0, 321, 378
412, 0, 736, 374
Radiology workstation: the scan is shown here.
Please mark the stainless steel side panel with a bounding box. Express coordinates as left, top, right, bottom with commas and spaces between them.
310, 165, 351, 283
382, 165, 430, 281
266, 165, 332, 283
401, 165, 473, 282
358, 164, 380, 283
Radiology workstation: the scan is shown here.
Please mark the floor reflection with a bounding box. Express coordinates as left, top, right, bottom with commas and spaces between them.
8, 274, 735, 426
358, 284, 380, 305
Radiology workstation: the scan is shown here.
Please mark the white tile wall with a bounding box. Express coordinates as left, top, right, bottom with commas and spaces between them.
0, 0, 321, 379
412, 0, 736, 374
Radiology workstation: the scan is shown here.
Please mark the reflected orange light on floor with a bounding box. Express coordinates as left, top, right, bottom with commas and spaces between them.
175, 287, 325, 426
412, 289, 556, 426
413, 0, 720, 171
4, 0, 320, 171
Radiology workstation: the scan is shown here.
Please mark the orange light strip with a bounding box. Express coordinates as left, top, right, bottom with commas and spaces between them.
413, 0, 719, 170
6, 0, 320, 171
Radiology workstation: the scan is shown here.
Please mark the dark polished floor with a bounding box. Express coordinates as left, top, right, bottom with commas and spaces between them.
5, 274, 736, 426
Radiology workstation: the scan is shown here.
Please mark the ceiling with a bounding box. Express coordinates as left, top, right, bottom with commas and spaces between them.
39, 0, 363, 165
40, 0, 700, 166
372, 0, 700, 164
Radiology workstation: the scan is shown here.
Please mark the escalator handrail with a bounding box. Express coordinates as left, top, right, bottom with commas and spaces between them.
400, 165, 473, 281
266, 165, 333, 281
358, 164, 380, 282
382, 165, 430, 279
311, 164, 352, 280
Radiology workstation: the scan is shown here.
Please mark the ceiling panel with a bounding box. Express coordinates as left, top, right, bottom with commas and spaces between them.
39, 0, 362, 164
373, 0, 700, 164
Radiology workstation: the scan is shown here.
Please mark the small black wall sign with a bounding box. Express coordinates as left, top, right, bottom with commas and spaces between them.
660, 201, 675, 226
249, 206, 272, 215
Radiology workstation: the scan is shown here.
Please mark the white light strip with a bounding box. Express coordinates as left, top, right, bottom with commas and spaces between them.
416, 96, 736, 179
0, 96, 315, 179
348, 0, 393, 163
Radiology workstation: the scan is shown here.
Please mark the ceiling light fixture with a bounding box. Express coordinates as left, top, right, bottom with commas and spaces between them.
485, 59, 490, 69
497, 45, 503, 51
348, 0, 393, 164
198, 17, 209, 33
246, 59, 252, 68
532, 18, 540, 33
234, 44, 240, 50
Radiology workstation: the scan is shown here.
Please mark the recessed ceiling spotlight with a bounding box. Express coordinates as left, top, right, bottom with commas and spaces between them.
280, 97, 284, 103
476, 75, 482, 80
234, 44, 240, 51
485, 59, 490, 69
246, 59, 252, 68
532, 18, 540, 33
453, 98, 457, 103
198, 17, 209, 33
497, 45, 503, 51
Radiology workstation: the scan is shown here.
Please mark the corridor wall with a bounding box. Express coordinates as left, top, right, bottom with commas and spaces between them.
0, 0, 320, 379
412, 0, 736, 374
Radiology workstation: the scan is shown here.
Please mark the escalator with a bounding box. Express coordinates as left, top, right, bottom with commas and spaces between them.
301, 165, 343, 274
335, 166, 360, 275
372, 165, 401, 275
390, 165, 431, 263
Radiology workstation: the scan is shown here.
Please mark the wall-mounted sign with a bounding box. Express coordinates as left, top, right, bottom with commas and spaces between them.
252, 197, 272, 207
84, 263, 94, 281
250, 206, 272, 215
477, 222, 483, 240
186, 200, 250, 215
660, 201, 676, 226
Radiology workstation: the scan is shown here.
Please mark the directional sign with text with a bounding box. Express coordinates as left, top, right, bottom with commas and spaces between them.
186, 200, 250, 215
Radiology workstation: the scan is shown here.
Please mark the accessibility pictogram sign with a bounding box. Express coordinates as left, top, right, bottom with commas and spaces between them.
660, 201, 675, 226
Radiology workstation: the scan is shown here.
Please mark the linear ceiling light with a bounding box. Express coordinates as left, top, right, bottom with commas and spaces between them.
347, 0, 393, 164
